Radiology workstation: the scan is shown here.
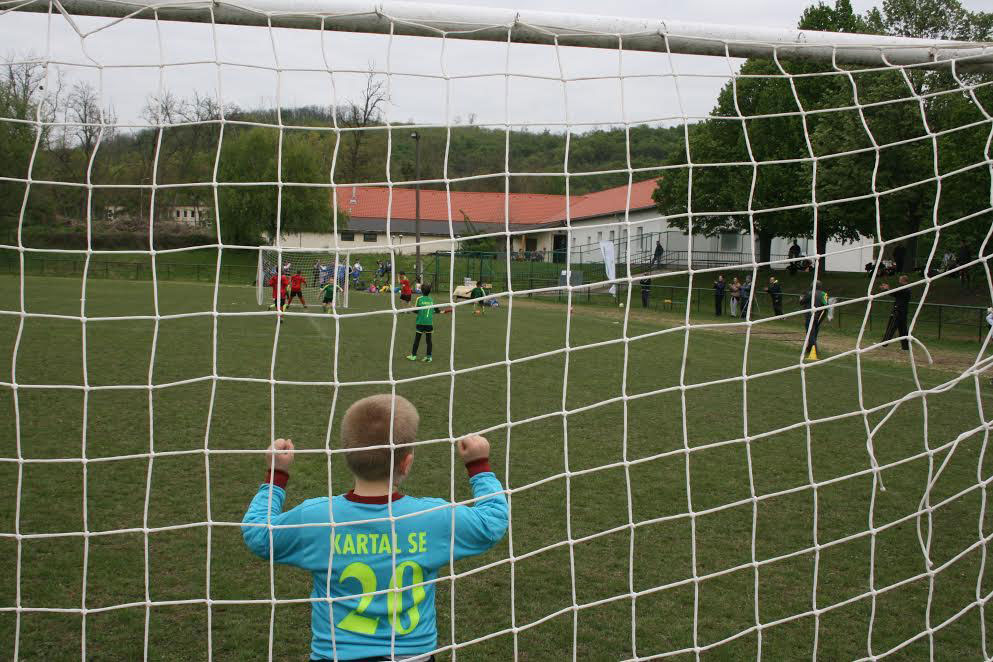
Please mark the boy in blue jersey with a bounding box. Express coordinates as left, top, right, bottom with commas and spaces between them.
242, 394, 508, 662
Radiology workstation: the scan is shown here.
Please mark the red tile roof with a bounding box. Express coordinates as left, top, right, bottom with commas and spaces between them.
334, 179, 657, 227
552, 179, 659, 223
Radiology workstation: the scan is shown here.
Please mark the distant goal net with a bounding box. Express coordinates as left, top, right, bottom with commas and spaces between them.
3, 1, 993, 662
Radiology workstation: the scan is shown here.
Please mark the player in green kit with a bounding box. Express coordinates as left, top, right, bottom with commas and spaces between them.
319, 279, 340, 313
406, 283, 435, 363
470, 280, 487, 316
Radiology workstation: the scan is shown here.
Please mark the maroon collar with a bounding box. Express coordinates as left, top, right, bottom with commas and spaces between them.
344, 490, 405, 504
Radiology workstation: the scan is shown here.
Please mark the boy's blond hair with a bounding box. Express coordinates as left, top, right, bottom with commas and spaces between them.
341, 394, 420, 481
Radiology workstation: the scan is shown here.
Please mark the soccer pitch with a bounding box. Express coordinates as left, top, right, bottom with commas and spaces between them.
1, 273, 991, 660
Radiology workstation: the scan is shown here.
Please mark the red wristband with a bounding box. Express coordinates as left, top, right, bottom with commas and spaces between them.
263, 469, 290, 489
465, 458, 491, 477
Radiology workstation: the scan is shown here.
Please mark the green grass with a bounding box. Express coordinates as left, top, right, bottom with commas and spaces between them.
2, 272, 993, 660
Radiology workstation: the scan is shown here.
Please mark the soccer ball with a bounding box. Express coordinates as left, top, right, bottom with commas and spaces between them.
619, 303, 625, 308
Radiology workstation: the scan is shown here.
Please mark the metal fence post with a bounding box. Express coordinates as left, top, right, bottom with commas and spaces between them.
937, 305, 942, 340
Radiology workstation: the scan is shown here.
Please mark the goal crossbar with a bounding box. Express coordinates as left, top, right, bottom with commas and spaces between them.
9, 0, 993, 72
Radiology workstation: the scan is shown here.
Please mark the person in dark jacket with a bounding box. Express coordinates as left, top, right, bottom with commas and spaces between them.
799, 281, 829, 358
640, 274, 652, 308
651, 240, 664, 268
880, 275, 912, 350
766, 277, 783, 316
741, 276, 753, 319
713, 275, 726, 316
958, 244, 972, 286
893, 243, 907, 273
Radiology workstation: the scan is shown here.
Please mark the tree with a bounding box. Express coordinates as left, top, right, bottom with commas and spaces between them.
653, 0, 992, 271
217, 127, 338, 245
812, 0, 992, 269
339, 68, 387, 183
653, 0, 880, 268
0, 58, 48, 220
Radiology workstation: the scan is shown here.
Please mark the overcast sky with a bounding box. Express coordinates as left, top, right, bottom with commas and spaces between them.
1, 0, 989, 129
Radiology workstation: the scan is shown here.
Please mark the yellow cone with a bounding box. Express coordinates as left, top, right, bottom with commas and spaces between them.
807, 346, 818, 361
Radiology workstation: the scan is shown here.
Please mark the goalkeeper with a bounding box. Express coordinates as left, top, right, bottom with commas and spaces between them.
241, 395, 508, 662
319, 279, 340, 313
799, 280, 829, 359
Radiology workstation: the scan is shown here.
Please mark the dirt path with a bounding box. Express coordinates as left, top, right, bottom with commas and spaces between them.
510, 297, 987, 376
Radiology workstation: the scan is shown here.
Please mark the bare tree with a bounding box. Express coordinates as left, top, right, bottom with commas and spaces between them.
57, 81, 116, 219
339, 68, 387, 182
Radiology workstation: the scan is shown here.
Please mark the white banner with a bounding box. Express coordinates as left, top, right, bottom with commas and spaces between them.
600, 240, 616, 295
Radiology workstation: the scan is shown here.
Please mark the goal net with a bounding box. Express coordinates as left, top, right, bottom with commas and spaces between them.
3, 1, 993, 660
256, 249, 355, 308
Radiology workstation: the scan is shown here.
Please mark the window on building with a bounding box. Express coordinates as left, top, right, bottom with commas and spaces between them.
720, 233, 739, 252
597, 231, 603, 242
609, 230, 615, 241
340, 231, 355, 241
175, 210, 180, 218
363, 232, 377, 242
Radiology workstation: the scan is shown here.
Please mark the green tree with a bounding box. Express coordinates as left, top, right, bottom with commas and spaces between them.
653, 0, 878, 267
217, 127, 338, 245
653, 0, 993, 271
0, 59, 51, 222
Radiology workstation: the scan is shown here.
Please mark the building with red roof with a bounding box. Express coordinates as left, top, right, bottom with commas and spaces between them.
278, 177, 871, 272
281, 179, 666, 259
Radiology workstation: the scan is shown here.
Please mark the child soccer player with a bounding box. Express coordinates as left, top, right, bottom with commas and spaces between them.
398, 271, 413, 307
470, 280, 487, 315
241, 395, 508, 662
319, 279, 340, 313
267, 270, 289, 312
407, 283, 434, 363
287, 270, 307, 308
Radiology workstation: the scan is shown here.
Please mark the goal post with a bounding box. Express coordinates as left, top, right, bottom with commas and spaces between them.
11, 0, 993, 71
6, 1, 993, 661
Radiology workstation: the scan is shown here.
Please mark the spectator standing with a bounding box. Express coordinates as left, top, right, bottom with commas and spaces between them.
651, 240, 664, 268
713, 275, 725, 316
767, 277, 783, 316
958, 244, 972, 286
729, 277, 741, 317
640, 274, 652, 308
893, 243, 907, 274
787, 240, 802, 275
880, 275, 912, 350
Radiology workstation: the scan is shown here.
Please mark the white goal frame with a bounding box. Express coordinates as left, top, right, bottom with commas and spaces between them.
11, 0, 993, 72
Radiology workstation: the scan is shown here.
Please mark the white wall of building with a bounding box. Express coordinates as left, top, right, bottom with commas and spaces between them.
276, 231, 462, 254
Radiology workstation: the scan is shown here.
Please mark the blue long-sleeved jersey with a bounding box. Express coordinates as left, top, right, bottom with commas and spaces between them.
241, 463, 508, 661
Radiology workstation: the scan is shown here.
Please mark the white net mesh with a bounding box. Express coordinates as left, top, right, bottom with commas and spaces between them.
2, 1, 993, 660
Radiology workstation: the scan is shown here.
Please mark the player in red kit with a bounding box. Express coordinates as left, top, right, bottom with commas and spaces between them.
287, 270, 307, 308
398, 270, 413, 307
268, 271, 289, 312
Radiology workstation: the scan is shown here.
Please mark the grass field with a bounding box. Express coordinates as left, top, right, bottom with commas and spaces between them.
2, 272, 993, 661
